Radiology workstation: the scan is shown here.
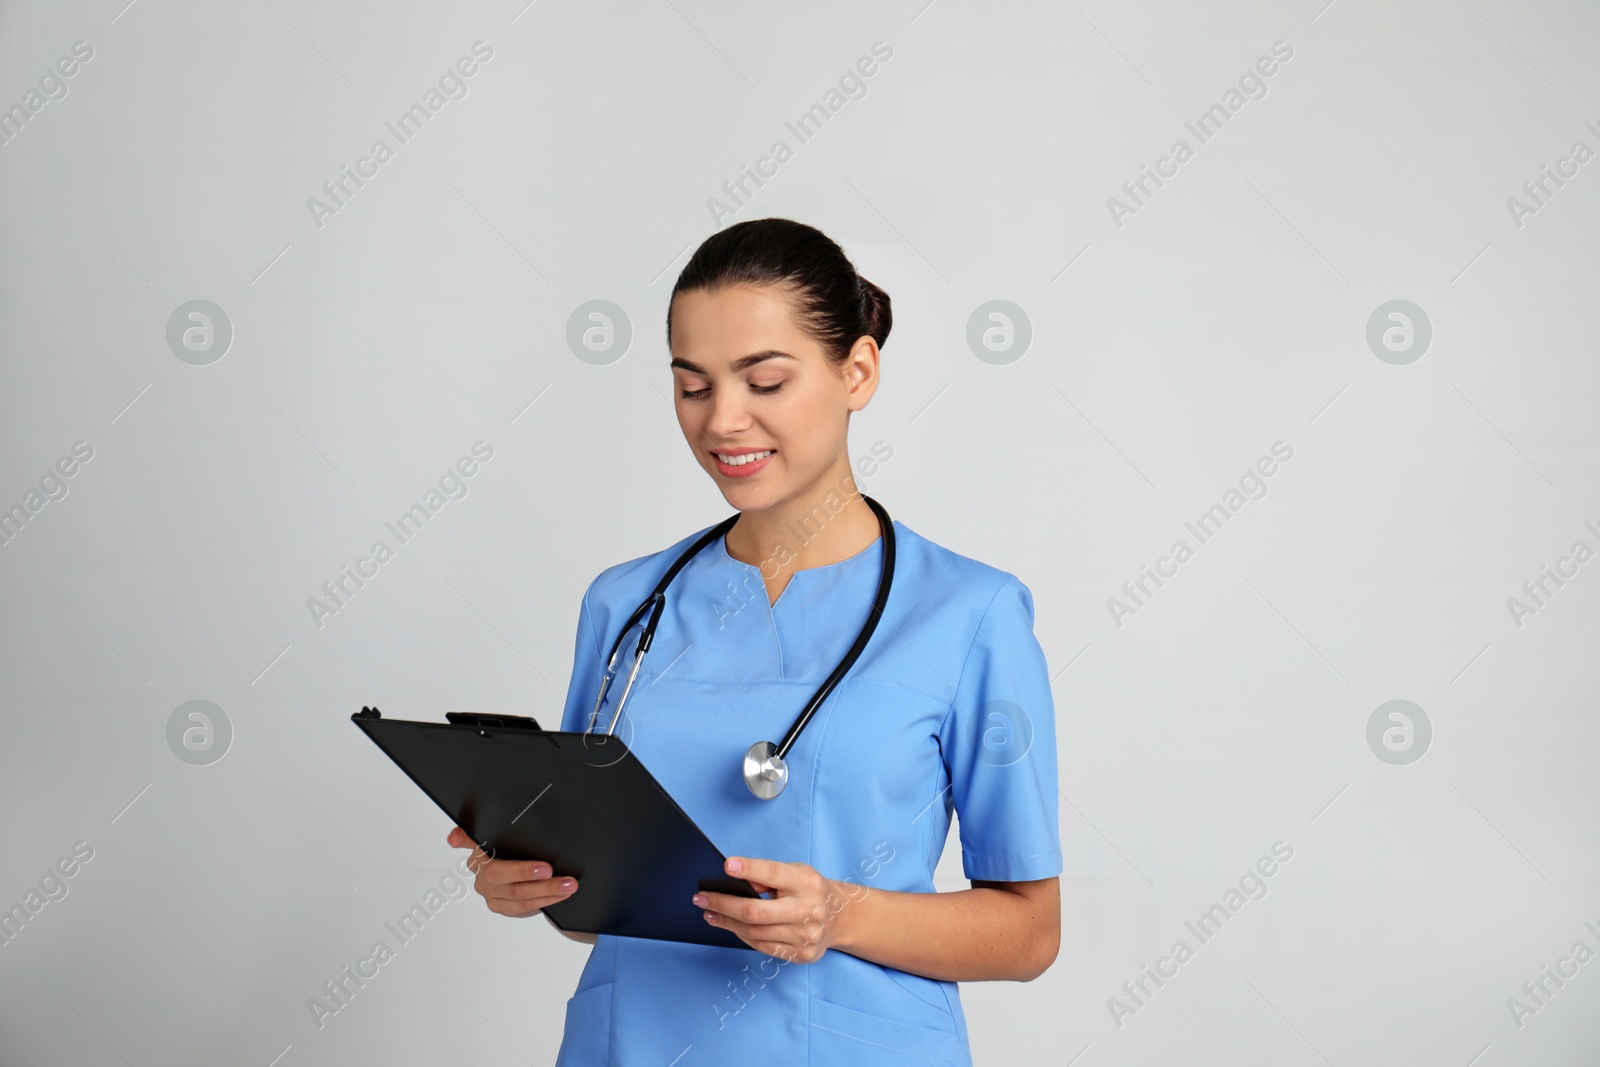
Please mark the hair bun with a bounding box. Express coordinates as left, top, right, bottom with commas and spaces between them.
859, 276, 892, 349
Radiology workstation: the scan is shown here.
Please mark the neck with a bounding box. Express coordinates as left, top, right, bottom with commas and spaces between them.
724, 456, 880, 575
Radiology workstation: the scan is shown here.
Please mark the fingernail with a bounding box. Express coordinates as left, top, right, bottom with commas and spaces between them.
726, 857, 742, 874
704, 911, 716, 923
692, 893, 707, 907
535, 866, 550, 878
559, 879, 575, 891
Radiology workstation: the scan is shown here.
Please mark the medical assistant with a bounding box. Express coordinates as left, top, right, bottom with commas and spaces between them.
552, 516, 1063, 1067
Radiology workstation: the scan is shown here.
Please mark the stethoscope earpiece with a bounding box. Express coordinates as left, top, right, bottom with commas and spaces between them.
588, 496, 896, 800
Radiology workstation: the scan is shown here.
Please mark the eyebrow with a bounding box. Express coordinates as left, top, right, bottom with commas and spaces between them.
669, 350, 797, 374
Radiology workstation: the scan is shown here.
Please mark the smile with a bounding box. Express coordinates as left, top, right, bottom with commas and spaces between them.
710, 449, 775, 478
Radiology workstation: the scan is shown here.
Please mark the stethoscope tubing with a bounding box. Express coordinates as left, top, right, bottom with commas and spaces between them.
585, 496, 895, 783
769, 496, 895, 761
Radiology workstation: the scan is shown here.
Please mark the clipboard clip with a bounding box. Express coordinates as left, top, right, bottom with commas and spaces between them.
353, 707, 544, 732
445, 711, 544, 731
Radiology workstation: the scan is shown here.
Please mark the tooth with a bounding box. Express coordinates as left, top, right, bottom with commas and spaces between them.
717, 450, 771, 465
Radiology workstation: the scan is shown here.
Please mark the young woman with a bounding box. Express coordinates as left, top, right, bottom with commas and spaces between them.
449, 217, 1061, 1065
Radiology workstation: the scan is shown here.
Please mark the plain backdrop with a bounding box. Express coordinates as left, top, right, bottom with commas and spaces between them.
2, 0, 1598, 1064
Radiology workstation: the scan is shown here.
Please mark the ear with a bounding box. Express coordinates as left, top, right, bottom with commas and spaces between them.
844, 335, 880, 413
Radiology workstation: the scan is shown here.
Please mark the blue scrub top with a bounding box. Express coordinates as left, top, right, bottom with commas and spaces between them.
553, 516, 1062, 1067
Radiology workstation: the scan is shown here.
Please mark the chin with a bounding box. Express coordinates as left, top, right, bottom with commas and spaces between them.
714, 479, 782, 512
717, 484, 774, 509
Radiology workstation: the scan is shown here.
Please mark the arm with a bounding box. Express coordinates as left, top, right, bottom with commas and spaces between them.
699, 858, 1060, 983
829, 875, 1059, 982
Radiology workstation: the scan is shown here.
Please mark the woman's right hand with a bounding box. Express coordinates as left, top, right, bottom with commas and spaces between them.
446, 826, 578, 918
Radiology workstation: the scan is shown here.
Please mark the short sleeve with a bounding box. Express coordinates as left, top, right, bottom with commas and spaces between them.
937, 578, 1063, 882
557, 576, 605, 733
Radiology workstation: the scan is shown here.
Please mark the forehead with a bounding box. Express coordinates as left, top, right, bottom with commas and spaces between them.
669, 284, 815, 361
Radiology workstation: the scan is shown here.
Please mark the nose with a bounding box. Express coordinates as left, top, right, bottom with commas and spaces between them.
703, 383, 752, 440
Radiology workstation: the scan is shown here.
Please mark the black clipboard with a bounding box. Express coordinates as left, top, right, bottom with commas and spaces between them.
352, 706, 762, 950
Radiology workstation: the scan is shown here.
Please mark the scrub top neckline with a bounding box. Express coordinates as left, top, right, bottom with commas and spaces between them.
717, 524, 886, 609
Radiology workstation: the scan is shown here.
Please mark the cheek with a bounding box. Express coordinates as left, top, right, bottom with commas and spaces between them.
788, 389, 844, 434
771, 393, 831, 447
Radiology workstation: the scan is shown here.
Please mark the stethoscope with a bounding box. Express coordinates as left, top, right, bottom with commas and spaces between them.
585, 495, 895, 799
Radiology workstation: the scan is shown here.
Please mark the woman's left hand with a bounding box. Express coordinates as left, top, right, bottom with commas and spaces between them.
693, 856, 860, 962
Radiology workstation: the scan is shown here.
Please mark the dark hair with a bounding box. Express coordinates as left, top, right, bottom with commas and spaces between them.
666, 217, 892, 367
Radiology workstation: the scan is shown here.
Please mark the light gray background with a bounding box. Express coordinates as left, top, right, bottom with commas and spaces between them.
2, 0, 1598, 1064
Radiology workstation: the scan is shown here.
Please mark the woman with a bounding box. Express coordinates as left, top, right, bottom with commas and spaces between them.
448, 217, 1062, 1065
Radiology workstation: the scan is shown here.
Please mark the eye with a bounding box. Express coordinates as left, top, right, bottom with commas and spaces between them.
750, 381, 784, 395
679, 386, 710, 400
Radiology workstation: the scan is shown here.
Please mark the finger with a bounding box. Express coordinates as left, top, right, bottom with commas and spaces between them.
478, 872, 577, 907
505, 875, 577, 903
704, 911, 816, 957
725, 856, 796, 891
486, 876, 577, 906
480, 895, 563, 921
695, 890, 791, 927
447, 829, 498, 877
465, 848, 491, 876
702, 908, 758, 948
453, 841, 490, 879
449, 828, 495, 863
479, 858, 556, 885
464, 845, 504, 878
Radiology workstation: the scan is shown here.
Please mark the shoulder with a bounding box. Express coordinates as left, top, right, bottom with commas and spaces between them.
581, 522, 721, 610
875, 520, 1040, 702
891, 519, 1034, 622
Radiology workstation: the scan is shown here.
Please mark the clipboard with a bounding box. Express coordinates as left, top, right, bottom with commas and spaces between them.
352, 706, 763, 951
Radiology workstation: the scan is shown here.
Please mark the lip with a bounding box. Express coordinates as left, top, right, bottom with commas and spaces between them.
710, 448, 775, 479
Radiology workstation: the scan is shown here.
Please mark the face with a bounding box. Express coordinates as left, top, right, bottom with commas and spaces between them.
668, 284, 877, 512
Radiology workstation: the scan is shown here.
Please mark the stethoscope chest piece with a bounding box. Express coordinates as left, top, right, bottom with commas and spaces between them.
743, 740, 787, 799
